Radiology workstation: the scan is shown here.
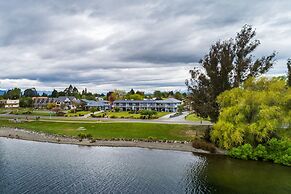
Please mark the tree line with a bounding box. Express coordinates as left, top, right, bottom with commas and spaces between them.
0, 84, 186, 108
187, 24, 291, 166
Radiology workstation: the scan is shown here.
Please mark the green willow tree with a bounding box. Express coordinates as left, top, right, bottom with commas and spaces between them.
186, 25, 276, 122
211, 77, 290, 149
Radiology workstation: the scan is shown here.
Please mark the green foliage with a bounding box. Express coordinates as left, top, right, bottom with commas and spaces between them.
140, 110, 157, 118
211, 77, 290, 149
20, 97, 33, 107
126, 93, 144, 100
228, 139, 291, 166
23, 88, 38, 97
114, 107, 120, 112
177, 105, 184, 113
186, 25, 276, 122
77, 133, 92, 139
47, 103, 57, 109
89, 107, 98, 113
3, 88, 21, 99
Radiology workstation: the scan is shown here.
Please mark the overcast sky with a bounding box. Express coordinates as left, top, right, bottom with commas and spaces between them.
0, 0, 290, 93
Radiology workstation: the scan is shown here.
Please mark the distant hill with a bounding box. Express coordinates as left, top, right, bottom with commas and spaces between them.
38, 91, 52, 96
0, 90, 6, 96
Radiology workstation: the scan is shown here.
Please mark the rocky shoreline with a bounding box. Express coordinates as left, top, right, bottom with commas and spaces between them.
0, 127, 226, 154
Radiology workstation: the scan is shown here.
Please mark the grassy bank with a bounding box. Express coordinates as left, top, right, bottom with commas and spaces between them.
94, 111, 170, 119
0, 119, 206, 141
0, 108, 57, 117
185, 113, 208, 122
65, 111, 91, 117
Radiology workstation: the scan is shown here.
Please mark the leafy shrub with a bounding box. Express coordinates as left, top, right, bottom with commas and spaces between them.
140, 110, 157, 119
228, 144, 253, 160
77, 133, 93, 140
114, 107, 120, 112
228, 138, 291, 166
78, 133, 87, 139
56, 111, 65, 116
22, 111, 32, 115
147, 136, 157, 141
69, 109, 75, 113
139, 115, 146, 119
86, 134, 93, 140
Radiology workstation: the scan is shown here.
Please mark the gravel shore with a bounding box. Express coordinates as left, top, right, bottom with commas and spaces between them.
0, 127, 213, 154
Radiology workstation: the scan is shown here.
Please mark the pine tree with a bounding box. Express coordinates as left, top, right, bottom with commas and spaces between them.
186, 25, 276, 122
287, 59, 291, 87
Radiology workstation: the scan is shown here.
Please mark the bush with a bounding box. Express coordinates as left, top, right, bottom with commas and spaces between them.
114, 107, 120, 112
77, 133, 93, 140
69, 109, 75, 113
78, 133, 87, 139
192, 140, 216, 153
86, 134, 93, 140
228, 144, 253, 160
22, 111, 32, 115
147, 136, 157, 141
56, 111, 65, 116
140, 110, 157, 119
228, 138, 291, 166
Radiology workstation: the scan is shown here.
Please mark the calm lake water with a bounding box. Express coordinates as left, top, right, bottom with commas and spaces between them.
0, 137, 290, 194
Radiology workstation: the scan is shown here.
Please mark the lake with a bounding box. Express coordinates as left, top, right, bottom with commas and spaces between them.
0, 137, 290, 194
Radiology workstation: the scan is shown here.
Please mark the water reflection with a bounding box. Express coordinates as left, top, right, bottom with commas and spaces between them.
0, 137, 290, 194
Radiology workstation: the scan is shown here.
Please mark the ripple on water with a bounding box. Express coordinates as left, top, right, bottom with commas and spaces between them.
0, 138, 290, 194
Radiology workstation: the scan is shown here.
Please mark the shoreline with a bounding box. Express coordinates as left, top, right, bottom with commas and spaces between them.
0, 127, 221, 154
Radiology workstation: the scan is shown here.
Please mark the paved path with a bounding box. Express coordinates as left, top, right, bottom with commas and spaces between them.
0, 113, 212, 126
82, 110, 103, 118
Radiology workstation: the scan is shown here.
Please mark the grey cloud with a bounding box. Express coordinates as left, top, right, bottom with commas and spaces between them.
0, 0, 290, 92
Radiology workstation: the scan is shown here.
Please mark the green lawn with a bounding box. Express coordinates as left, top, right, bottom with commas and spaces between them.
94, 111, 170, 119
185, 113, 209, 122
65, 111, 91, 117
1, 108, 57, 117
31, 110, 56, 117
0, 119, 204, 141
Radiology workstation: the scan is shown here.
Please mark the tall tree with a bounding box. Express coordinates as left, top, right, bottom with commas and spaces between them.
64, 85, 74, 95
4, 88, 21, 99
186, 25, 276, 122
51, 89, 59, 98
211, 77, 288, 149
153, 90, 162, 99
287, 58, 291, 87
23, 88, 38, 97
128, 89, 135, 95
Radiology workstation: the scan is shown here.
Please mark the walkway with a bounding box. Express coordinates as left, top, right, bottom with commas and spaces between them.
0, 113, 212, 126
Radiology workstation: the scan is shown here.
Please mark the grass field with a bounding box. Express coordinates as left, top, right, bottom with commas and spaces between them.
0, 119, 205, 141
31, 110, 56, 116
185, 113, 209, 122
0, 108, 57, 116
94, 111, 170, 119
65, 111, 91, 117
